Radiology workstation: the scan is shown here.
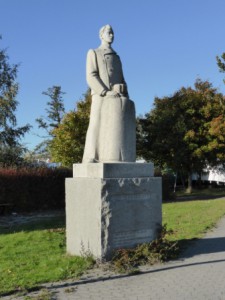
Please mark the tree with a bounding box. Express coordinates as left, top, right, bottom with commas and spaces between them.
138, 79, 225, 193
35, 85, 65, 159
216, 52, 225, 83
36, 85, 65, 135
49, 89, 91, 167
0, 36, 31, 166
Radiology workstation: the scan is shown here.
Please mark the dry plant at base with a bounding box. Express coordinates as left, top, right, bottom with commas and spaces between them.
112, 224, 179, 273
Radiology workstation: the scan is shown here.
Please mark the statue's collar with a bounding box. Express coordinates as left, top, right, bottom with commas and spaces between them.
98, 45, 116, 55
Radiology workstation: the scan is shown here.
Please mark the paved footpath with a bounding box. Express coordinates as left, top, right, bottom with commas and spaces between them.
4, 216, 225, 300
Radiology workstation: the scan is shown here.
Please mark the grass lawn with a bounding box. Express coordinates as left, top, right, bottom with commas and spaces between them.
163, 198, 225, 241
1, 196, 225, 296
0, 216, 94, 296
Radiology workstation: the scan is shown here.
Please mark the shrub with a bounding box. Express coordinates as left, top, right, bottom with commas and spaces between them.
112, 224, 179, 272
0, 167, 72, 212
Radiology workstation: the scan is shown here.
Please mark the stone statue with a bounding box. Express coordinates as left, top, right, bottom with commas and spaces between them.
82, 25, 136, 163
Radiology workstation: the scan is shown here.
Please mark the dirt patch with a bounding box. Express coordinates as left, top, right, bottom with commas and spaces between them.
0, 210, 65, 231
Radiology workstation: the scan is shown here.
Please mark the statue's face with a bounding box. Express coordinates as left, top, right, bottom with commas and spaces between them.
101, 26, 114, 44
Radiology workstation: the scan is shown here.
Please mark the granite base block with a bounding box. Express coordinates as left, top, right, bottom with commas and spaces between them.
73, 162, 154, 178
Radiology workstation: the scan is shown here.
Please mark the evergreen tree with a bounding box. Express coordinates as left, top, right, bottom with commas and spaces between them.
36, 85, 65, 136
35, 85, 65, 159
216, 52, 225, 83
0, 36, 30, 166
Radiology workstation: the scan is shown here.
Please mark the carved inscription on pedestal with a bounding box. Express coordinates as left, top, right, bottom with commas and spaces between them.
112, 229, 153, 248
108, 193, 157, 248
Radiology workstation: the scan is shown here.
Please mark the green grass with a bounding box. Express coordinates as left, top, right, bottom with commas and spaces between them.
0, 216, 94, 296
1, 196, 225, 296
163, 198, 225, 241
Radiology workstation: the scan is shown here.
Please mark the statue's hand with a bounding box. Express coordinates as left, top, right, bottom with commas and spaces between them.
106, 90, 120, 98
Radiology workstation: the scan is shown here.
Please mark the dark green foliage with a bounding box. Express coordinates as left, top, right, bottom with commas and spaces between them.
0, 36, 31, 166
112, 225, 179, 272
0, 145, 25, 167
0, 167, 72, 212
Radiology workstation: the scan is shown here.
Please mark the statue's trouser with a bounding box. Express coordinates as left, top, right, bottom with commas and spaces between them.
82, 95, 103, 162
82, 95, 136, 163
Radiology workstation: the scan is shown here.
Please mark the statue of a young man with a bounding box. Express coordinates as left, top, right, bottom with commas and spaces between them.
82, 25, 136, 163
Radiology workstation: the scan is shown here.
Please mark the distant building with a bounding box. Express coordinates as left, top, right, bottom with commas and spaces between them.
192, 165, 225, 185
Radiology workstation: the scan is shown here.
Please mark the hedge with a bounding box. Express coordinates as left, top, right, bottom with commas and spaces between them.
154, 169, 176, 202
0, 166, 174, 213
0, 167, 72, 212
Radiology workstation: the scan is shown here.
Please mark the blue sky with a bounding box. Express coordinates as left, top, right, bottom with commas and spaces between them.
1, 0, 225, 150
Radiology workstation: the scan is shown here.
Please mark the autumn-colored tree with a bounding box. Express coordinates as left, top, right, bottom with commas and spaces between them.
209, 114, 225, 161
138, 79, 225, 192
50, 90, 91, 167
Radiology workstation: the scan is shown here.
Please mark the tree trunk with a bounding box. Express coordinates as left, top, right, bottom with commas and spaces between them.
180, 172, 185, 189
186, 173, 193, 194
197, 172, 202, 188
173, 172, 177, 193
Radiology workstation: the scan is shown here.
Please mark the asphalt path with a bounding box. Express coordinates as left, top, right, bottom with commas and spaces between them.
3, 213, 225, 300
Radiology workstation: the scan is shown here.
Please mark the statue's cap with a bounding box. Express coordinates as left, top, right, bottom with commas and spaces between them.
99, 24, 113, 40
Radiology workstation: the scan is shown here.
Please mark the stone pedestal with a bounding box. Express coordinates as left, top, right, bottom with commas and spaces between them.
66, 163, 162, 260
